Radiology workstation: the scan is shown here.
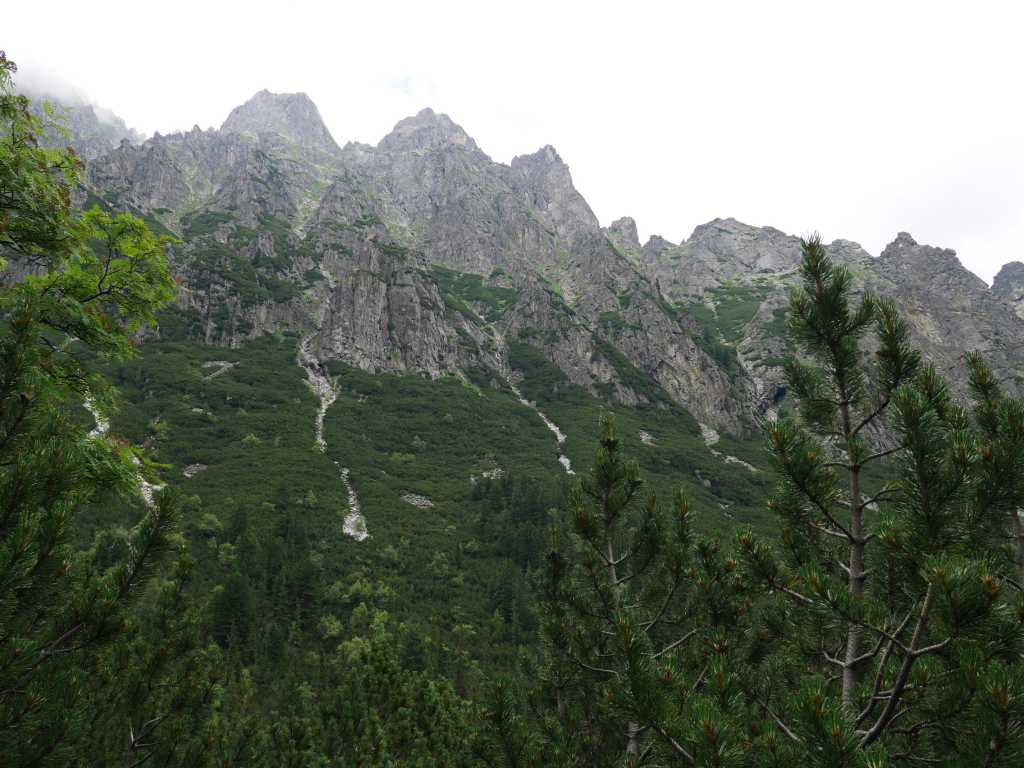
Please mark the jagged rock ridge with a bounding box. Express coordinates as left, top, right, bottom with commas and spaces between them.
639, 219, 1024, 412
71, 91, 1024, 433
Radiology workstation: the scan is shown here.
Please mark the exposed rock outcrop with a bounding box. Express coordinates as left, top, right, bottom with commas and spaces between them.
65, 88, 1024, 434
993, 261, 1024, 320
222, 89, 340, 154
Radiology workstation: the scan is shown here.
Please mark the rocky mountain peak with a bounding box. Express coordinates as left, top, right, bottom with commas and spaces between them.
607, 216, 641, 250
638, 236, 679, 268
992, 261, 1024, 319
876, 231, 970, 276
510, 144, 564, 173
877, 234, 989, 310
509, 145, 570, 188
221, 89, 339, 152
688, 217, 776, 243
684, 218, 803, 273
886, 231, 919, 251
510, 145, 599, 231
377, 108, 479, 153
642, 235, 676, 258
994, 261, 1024, 293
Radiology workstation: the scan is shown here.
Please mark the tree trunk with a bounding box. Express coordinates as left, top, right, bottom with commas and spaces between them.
860, 584, 935, 747
841, 402, 865, 714
1013, 509, 1024, 583
607, 536, 640, 757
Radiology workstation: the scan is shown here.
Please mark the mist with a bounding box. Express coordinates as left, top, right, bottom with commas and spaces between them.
13, 54, 144, 134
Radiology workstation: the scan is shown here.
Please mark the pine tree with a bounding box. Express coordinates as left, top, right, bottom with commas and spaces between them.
740, 235, 1024, 765
249, 606, 480, 767
488, 415, 753, 766
965, 352, 1024, 582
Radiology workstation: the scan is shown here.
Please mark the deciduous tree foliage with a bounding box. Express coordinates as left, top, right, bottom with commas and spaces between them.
0, 50, 199, 766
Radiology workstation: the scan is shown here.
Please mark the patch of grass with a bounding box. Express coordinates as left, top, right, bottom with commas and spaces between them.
378, 241, 408, 258
255, 214, 300, 271
598, 311, 627, 332
688, 285, 770, 345
353, 213, 382, 229
431, 265, 519, 322
142, 211, 178, 239
182, 210, 235, 238
683, 285, 773, 377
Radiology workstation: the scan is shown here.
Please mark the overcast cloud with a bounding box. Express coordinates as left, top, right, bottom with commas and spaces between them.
7, 0, 1023, 282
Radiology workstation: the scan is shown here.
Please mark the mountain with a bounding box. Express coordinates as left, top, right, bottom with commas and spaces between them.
84, 98, 751, 432
58, 88, 1024, 516
640, 217, 1024, 414
221, 89, 340, 154
22, 84, 1024, 721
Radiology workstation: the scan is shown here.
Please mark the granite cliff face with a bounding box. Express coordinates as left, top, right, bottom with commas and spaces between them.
67, 90, 1024, 434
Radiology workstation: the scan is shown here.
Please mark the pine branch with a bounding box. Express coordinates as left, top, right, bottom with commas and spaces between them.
859, 584, 936, 748
652, 629, 697, 660
653, 726, 695, 765
855, 606, 916, 728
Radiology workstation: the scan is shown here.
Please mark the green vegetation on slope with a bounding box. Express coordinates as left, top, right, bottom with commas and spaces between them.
430, 264, 520, 322
508, 340, 774, 534
88, 320, 775, 704
683, 282, 772, 375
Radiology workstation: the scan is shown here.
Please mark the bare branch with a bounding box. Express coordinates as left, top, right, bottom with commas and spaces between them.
653, 629, 697, 660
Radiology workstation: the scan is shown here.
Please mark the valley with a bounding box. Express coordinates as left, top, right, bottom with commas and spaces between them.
63, 85, 1024, 681
8, 57, 1024, 763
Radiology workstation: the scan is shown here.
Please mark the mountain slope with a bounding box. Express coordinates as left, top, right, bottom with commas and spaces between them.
71, 89, 1024, 436
30, 83, 1024, 695
84, 97, 753, 432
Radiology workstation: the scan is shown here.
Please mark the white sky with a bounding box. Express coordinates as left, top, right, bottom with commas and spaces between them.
7, 0, 1024, 282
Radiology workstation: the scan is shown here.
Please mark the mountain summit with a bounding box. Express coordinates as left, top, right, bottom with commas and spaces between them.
377, 107, 480, 153
221, 89, 339, 153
